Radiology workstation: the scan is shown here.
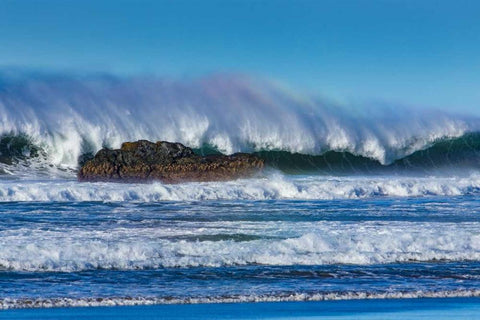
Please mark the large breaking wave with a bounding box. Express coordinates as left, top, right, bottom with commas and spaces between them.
1, 70, 479, 175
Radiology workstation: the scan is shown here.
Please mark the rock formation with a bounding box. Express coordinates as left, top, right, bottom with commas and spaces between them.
78, 140, 264, 183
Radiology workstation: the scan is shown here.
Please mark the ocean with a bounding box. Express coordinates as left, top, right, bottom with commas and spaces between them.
1, 73, 480, 317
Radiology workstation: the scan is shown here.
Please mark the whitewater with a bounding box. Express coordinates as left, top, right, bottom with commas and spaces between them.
1, 71, 480, 311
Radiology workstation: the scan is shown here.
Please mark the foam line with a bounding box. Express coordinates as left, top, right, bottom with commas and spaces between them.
2, 290, 480, 309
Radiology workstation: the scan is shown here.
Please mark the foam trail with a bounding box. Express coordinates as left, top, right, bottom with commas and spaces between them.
2, 290, 480, 309
1, 71, 479, 169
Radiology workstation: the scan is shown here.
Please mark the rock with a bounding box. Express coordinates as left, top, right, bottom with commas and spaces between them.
78, 140, 264, 183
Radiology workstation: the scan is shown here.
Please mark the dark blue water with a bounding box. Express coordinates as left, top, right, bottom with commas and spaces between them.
1, 184, 480, 309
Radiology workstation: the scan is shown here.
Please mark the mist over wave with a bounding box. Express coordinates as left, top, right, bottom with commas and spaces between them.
1, 70, 479, 172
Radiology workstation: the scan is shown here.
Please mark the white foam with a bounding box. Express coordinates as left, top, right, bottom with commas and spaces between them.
1, 217, 479, 271
1, 173, 480, 202
1, 73, 479, 168
2, 290, 480, 309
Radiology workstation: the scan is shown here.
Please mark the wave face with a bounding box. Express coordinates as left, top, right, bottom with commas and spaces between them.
1, 71, 479, 174
254, 132, 480, 174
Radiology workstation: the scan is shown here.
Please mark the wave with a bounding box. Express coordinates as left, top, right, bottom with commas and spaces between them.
2, 217, 479, 271
2, 132, 480, 176
1, 174, 480, 202
1, 70, 479, 175
2, 290, 480, 309
252, 132, 480, 173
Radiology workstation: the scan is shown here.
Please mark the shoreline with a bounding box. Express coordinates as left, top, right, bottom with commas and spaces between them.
1, 297, 480, 319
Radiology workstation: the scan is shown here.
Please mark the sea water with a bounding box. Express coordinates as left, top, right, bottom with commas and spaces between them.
1, 72, 480, 316
1, 175, 480, 310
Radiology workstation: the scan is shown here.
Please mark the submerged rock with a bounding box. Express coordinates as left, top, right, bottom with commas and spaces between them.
78, 140, 264, 183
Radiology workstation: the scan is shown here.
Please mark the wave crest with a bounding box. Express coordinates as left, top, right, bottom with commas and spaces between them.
1, 71, 479, 171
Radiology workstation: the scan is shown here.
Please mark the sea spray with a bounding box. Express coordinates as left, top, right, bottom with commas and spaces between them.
1, 71, 479, 170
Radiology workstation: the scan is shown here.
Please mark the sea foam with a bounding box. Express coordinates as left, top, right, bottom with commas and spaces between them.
1, 216, 479, 271
2, 290, 480, 310
1, 173, 480, 202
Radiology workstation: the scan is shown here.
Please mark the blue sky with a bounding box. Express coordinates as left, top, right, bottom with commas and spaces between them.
1, 0, 479, 113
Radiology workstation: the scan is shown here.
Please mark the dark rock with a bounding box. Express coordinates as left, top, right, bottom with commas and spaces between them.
78, 140, 264, 183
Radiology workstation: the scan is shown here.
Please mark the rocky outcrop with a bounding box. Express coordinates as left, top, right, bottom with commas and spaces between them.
78, 140, 264, 183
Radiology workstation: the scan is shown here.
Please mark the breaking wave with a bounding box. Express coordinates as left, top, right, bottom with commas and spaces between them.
1, 70, 480, 175
1, 174, 480, 202
1, 217, 480, 271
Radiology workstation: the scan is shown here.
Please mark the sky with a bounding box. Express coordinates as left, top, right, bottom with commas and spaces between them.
0, 0, 479, 114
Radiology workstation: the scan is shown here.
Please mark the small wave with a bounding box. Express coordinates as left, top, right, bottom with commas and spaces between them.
2, 219, 479, 271
2, 290, 480, 309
